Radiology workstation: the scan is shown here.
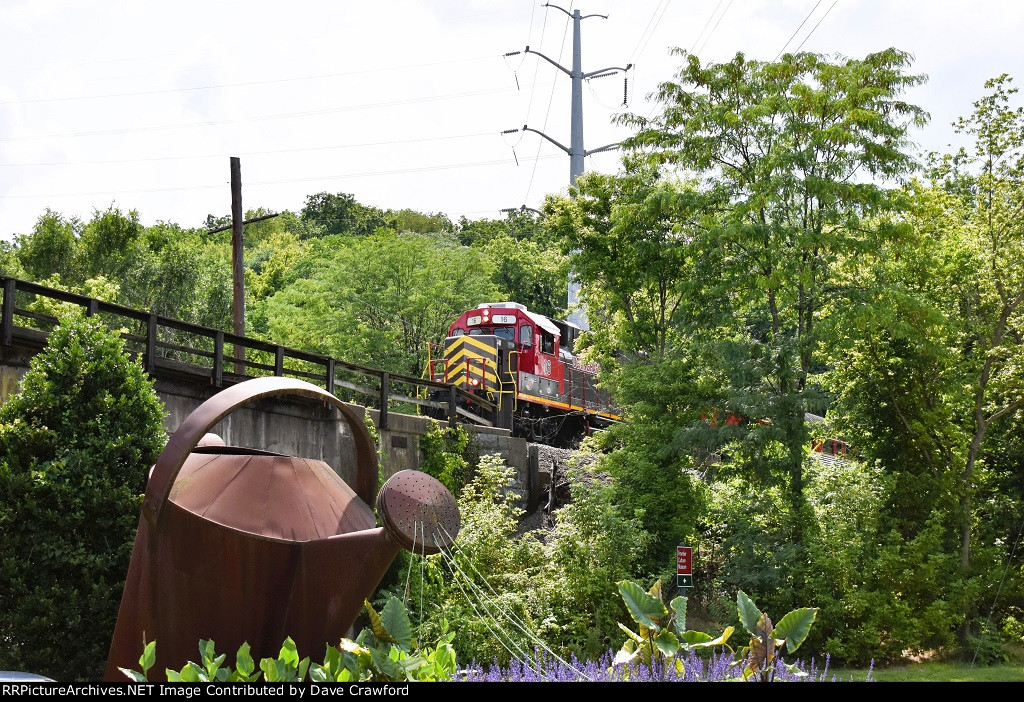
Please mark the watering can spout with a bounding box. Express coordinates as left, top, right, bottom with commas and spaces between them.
104, 377, 460, 682
288, 469, 461, 647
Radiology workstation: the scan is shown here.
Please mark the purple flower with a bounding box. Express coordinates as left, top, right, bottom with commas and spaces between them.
453, 647, 836, 682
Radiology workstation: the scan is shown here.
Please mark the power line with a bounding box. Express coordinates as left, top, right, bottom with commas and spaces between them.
689, 0, 726, 53
585, 77, 624, 112
0, 83, 554, 142
0, 132, 495, 167
523, 1, 574, 204
632, 0, 673, 65
0, 154, 563, 199
693, 0, 736, 56
795, 0, 841, 52
775, 0, 825, 60
646, 0, 729, 121
628, 0, 669, 64
0, 55, 496, 107
524, 2, 550, 123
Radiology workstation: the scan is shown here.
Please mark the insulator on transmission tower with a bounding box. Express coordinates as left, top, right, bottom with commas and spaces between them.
504, 50, 521, 57
501, 128, 519, 134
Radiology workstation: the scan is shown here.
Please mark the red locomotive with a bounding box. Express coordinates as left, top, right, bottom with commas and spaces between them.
429, 302, 621, 444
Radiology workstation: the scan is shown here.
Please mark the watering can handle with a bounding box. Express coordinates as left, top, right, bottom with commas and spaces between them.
143, 377, 379, 525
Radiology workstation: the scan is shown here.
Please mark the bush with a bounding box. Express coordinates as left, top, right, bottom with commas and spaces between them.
418, 422, 473, 494
0, 315, 166, 680
389, 449, 651, 666
405, 453, 543, 665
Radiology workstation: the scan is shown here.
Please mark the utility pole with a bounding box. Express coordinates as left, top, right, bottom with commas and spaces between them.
215, 159, 280, 379
229, 157, 245, 374
214, 161, 278, 378
504, 4, 630, 329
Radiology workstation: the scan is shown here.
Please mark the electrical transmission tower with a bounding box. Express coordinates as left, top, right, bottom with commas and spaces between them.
504, 4, 631, 329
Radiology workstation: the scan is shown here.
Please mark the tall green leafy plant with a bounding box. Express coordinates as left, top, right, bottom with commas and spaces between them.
734, 590, 818, 681
0, 315, 167, 681
613, 579, 733, 678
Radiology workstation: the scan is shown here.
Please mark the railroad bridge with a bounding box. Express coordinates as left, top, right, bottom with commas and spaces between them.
0, 276, 540, 510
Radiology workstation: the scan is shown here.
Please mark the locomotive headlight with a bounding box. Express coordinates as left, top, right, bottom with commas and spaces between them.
471, 379, 480, 386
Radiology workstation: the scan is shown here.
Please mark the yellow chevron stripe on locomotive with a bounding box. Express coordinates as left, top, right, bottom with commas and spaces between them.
444, 334, 497, 359
443, 336, 499, 392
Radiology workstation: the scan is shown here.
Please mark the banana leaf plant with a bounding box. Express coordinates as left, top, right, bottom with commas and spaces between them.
733, 590, 818, 682
613, 579, 734, 679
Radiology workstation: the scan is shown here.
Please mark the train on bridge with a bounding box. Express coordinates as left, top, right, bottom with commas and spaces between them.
428, 302, 621, 445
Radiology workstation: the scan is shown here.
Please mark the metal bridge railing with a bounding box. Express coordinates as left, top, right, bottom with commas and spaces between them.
0, 276, 495, 430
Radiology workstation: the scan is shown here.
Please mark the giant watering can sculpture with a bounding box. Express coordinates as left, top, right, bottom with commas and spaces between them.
103, 377, 460, 681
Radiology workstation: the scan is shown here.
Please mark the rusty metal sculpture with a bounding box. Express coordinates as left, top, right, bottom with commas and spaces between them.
103, 377, 460, 681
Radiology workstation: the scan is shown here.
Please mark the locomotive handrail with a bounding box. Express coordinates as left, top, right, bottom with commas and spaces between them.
0, 276, 496, 429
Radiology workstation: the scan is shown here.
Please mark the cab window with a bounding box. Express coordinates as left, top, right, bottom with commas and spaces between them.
519, 324, 533, 347
493, 327, 514, 342
451, 328, 465, 337
540, 331, 555, 355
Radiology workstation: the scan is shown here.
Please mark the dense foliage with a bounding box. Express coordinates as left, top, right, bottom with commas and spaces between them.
0, 316, 166, 680
545, 57, 1023, 663
382, 452, 650, 666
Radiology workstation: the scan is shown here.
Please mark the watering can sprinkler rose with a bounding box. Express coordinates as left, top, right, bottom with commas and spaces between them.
103, 377, 459, 681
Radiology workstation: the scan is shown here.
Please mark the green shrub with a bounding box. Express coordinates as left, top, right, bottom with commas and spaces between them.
418, 422, 473, 494
701, 456, 964, 664
406, 452, 543, 665
537, 459, 652, 660
0, 315, 167, 680
389, 450, 651, 666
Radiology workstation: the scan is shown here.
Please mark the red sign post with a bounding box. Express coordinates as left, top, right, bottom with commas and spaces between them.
677, 544, 693, 589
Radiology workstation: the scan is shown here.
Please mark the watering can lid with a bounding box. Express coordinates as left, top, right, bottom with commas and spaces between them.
169, 449, 376, 542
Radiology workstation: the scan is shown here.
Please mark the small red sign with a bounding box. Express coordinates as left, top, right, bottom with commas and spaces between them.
676, 545, 692, 576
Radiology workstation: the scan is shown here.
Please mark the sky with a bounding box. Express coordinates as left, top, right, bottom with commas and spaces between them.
0, 0, 1022, 240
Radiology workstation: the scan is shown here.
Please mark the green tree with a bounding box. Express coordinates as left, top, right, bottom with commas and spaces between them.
456, 210, 550, 247
78, 205, 144, 283
543, 167, 714, 573
0, 316, 167, 680
826, 75, 1024, 643
300, 192, 393, 237
16, 209, 81, 282
480, 233, 566, 318
544, 167, 705, 363
615, 48, 927, 538
265, 231, 496, 376
940, 75, 1024, 589
389, 209, 454, 234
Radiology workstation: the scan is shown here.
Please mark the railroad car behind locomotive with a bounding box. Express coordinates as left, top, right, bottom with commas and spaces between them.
429, 302, 621, 444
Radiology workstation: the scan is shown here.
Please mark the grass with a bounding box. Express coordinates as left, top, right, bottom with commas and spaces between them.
829, 661, 1024, 683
